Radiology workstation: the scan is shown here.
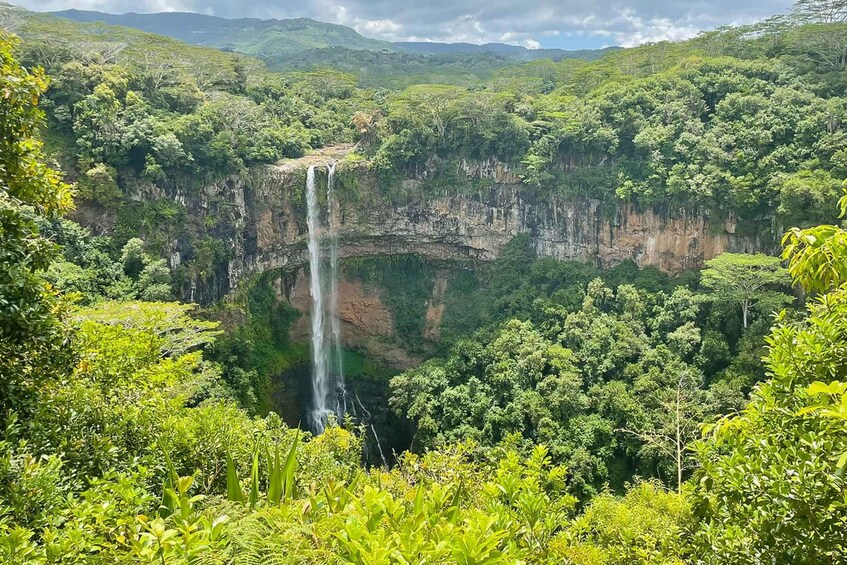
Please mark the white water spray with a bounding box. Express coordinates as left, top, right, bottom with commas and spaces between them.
356, 392, 389, 469
306, 165, 331, 432
304, 164, 387, 462
306, 164, 345, 433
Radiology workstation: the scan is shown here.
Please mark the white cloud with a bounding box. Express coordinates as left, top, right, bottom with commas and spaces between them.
358, 18, 400, 34
13, 0, 795, 48
611, 8, 702, 46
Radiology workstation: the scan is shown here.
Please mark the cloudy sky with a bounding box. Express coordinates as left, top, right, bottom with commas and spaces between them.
15, 0, 795, 49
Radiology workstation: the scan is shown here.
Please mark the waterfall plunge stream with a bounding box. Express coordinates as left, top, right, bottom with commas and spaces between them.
306, 164, 345, 433
304, 163, 387, 464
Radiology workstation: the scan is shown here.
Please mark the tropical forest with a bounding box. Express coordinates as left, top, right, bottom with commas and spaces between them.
1, 0, 847, 562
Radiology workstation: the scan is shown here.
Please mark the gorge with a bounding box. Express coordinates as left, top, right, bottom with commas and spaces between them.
88, 154, 773, 307
87, 156, 778, 455
65, 154, 783, 410
72, 152, 778, 391
5, 2, 847, 560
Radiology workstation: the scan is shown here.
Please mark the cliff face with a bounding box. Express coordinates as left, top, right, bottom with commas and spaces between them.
75, 155, 771, 306
72, 156, 775, 365
219, 161, 767, 305
282, 271, 423, 368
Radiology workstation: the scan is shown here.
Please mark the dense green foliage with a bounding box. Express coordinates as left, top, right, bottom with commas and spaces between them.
363, 52, 845, 223
0, 34, 74, 421
3, 3, 847, 562
33, 52, 362, 186
39, 219, 176, 303
206, 272, 305, 413
2, 2, 844, 303
0, 4, 376, 194
691, 197, 847, 563
700, 253, 792, 328
274, 49, 549, 89
7, 3, 845, 226
389, 236, 790, 497
2, 3, 382, 293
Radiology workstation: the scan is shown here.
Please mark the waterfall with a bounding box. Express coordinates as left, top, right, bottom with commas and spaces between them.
326, 162, 346, 415
304, 164, 385, 458
306, 165, 330, 433
306, 164, 345, 434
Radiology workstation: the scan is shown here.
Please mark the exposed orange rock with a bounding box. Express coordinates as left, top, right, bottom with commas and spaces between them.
283, 270, 419, 368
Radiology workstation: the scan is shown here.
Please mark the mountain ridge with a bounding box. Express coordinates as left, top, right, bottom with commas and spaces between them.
49, 8, 394, 56
48, 8, 615, 61
395, 41, 618, 61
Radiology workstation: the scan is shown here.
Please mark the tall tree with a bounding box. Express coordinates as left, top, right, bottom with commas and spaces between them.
693, 198, 847, 564
700, 253, 792, 329
786, 21, 847, 72
0, 35, 74, 419
624, 364, 710, 493
793, 0, 847, 22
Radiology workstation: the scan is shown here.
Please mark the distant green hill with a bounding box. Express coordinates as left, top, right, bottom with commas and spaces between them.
44, 9, 615, 87
2, 4, 266, 86
48, 9, 614, 64
49, 9, 395, 57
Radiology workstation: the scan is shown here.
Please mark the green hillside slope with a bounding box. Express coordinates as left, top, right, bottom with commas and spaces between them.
46, 7, 612, 87
49, 8, 395, 56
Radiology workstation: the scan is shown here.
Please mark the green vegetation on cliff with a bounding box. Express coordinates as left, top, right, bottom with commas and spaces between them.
6, 2, 845, 224
1, 1, 843, 303
363, 46, 846, 221
389, 237, 793, 497
2, 1, 847, 562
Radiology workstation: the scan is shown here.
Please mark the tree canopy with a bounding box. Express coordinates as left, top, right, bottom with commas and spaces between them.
700, 253, 792, 328
0, 35, 74, 421
2, 2, 847, 563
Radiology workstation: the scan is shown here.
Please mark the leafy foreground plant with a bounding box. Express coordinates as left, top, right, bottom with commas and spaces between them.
221, 443, 691, 565
0, 437, 688, 564
691, 193, 847, 564
223, 430, 300, 507
131, 475, 229, 563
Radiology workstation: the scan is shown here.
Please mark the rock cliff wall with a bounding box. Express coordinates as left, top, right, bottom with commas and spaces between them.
75, 154, 772, 307
218, 161, 768, 305
72, 155, 777, 365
